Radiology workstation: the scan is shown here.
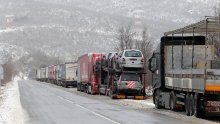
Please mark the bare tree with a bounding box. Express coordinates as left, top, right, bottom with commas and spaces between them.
209, 4, 220, 56
135, 27, 153, 69
2, 61, 16, 84
116, 25, 136, 51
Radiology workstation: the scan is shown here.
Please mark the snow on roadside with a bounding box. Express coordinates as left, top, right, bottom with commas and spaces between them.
0, 76, 26, 124
115, 98, 154, 109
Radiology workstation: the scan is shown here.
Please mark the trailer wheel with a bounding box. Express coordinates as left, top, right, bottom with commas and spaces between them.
185, 93, 190, 116
64, 82, 68, 88
170, 91, 177, 111
77, 84, 80, 91
189, 94, 194, 116
105, 90, 109, 96
110, 90, 115, 99
154, 90, 161, 109
85, 85, 88, 93
193, 93, 204, 118
91, 86, 94, 95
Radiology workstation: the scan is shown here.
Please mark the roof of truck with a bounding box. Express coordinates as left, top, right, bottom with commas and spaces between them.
164, 16, 220, 36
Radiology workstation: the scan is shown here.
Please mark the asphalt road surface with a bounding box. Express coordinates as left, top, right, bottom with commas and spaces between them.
18, 80, 215, 124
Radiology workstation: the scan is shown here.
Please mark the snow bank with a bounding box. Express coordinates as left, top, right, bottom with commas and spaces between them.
0, 76, 26, 124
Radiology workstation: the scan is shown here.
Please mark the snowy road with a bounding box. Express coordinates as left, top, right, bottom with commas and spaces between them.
1, 79, 220, 124
18, 80, 187, 124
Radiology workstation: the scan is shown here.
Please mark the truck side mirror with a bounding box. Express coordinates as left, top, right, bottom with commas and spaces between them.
149, 58, 157, 72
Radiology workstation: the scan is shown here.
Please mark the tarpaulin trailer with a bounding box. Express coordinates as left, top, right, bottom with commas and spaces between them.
149, 16, 220, 117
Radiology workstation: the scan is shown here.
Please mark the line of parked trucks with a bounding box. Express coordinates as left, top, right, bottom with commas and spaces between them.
36, 62, 78, 88
36, 16, 220, 117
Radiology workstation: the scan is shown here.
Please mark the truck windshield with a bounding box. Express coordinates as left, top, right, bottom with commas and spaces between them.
125, 51, 142, 57
121, 73, 140, 81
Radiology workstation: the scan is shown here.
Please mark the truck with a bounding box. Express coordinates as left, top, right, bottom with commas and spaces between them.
36, 67, 46, 82
55, 64, 60, 85
36, 69, 41, 81
77, 53, 105, 94
148, 16, 220, 117
40, 67, 46, 82
48, 65, 56, 84
45, 67, 49, 82
59, 62, 78, 88
98, 52, 146, 99
99, 69, 146, 99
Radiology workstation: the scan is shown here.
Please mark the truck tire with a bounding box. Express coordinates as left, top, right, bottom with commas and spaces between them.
91, 86, 94, 95
170, 91, 177, 111
80, 84, 84, 92
110, 90, 115, 99
185, 93, 190, 116
105, 90, 109, 96
85, 85, 88, 93
77, 84, 80, 91
154, 90, 161, 109
193, 93, 204, 118
189, 94, 194, 116
61, 81, 64, 87
64, 82, 68, 88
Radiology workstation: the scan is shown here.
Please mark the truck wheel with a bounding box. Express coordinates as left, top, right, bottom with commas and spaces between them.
77, 84, 80, 91
61, 81, 64, 87
185, 93, 190, 116
91, 86, 94, 95
105, 90, 109, 96
85, 85, 88, 93
193, 94, 204, 118
170, 91, 177, 111
154, 90, 161, 109
110, 90, 115, 99
189, 94, 194, 116
86, 85, 90, 94
80, 84, 84, 92
64, 82, 68, 88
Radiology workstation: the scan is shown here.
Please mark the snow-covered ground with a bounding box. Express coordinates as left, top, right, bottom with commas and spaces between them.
0, 77, 26, 124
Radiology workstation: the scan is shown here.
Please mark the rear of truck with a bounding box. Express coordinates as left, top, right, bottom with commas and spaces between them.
48, 65, 56, 84
65, 62, 77, 87
149, 17, 220, 117
164, 40, 220, 115
45, 67, 49, 82
40, 68, 46, 82
55, 65, 60, 85
114, 72, 145, 99
77, 53, 105, 94
77, 54, 89, 91
36, 69, 41, 81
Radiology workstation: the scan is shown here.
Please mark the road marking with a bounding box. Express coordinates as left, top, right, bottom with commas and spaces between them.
57, 96, 120, 124
57, 96, 74, 103
75, 104, 121, 124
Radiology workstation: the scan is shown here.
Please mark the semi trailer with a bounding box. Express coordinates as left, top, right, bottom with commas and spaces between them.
77, 53, 105, 94
97, 52, 146, 99
36, 69, 41, 81
48, 65, 56, 84
149, 16, 220, 117
59, 62, 78, 88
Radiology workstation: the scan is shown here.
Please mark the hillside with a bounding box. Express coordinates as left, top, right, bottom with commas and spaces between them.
0, 0, 219, 77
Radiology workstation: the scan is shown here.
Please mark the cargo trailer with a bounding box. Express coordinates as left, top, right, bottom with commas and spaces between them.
48, 65, 56, 84
59, 62, 78, 88
149, 16, 220, 117
77, 53, 105, 94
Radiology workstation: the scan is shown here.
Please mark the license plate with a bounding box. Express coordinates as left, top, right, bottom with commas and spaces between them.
127, 96, 134, 99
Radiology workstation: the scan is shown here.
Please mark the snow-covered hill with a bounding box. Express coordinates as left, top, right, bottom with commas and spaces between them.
0, 0, 219, 77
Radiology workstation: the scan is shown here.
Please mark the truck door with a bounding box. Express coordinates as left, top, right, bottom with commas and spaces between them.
149, 53, 161, 89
